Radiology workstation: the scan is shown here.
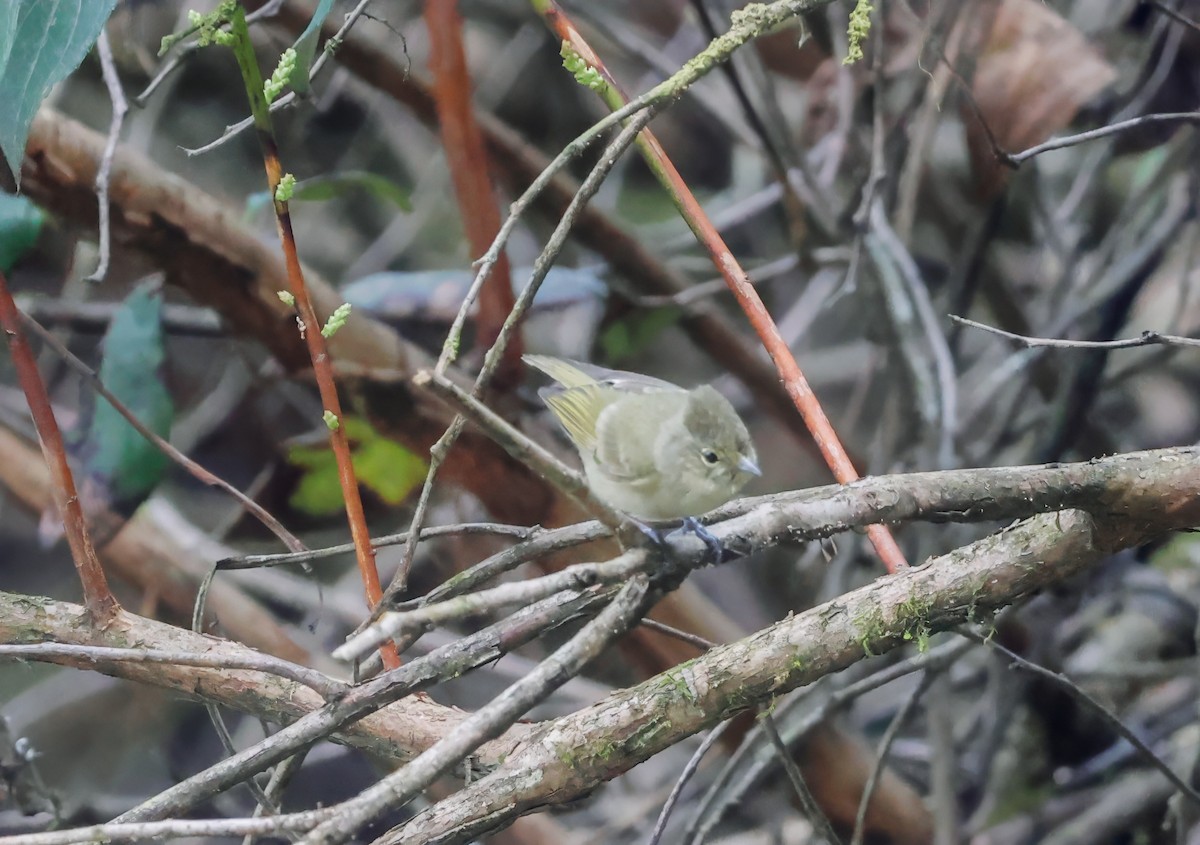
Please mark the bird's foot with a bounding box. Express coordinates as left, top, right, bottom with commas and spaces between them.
674, 517, 725, 560
618, 518, 667, 549
619, 517, 727, 562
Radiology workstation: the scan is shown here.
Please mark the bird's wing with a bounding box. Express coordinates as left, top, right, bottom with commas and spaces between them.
524, 354, 681, 394
538, 382, 612, 452
591, 392, 680, 483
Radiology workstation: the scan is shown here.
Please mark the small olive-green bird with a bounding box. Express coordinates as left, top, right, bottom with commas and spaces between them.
525, 355, 760, 521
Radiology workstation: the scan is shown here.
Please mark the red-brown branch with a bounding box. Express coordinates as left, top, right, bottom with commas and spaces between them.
0, 269, 118, 623
426, 0, 520, 382
537, 2, 909, 572
262, 135, 399, 670
223, 1, 399, 670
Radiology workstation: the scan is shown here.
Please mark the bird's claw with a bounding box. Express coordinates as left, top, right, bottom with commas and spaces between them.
618, 518, 666, 549
675, 517, 725, 560
619, 517, 726, 561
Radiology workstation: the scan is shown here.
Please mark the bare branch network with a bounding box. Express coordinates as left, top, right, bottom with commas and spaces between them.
4, 0, 1200, 843
3, 449, 1197, 842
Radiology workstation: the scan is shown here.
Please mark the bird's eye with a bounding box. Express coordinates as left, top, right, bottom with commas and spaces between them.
701, 449, 719, 465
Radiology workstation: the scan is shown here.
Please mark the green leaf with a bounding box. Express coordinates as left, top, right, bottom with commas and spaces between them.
246, 170, 412, 218
287, 417, 427, 516
0, 0, 119, 180
289, 0, 336, 95
0, 193, 45, 272
599, 307, 681, 362
81, 283, 174, 507
313, 172, 409, 207
287, 450, 343, 515
353, 436, 427, 506
290, 171, 412, 209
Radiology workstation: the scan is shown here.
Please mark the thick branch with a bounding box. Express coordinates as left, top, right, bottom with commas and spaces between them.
0, 592, 505, 768
0, 448, 1194, 839
379, 450, 1200, 841
722, 446, 1200, 553
0, 423, 313, 664
377, 510, 1097, 842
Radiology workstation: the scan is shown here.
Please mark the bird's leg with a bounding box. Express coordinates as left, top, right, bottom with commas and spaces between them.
620, 517, 727, 562
675, 517, 725, 560
617, 517, 667, 549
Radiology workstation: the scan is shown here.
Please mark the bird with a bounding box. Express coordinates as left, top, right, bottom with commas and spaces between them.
524, 354, 760, 528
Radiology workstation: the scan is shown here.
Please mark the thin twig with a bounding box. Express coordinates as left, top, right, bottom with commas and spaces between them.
638, 617, 717, 652
221, 522, 534, 569
415, 520, 611, 605
647, 721, 736, 845
182, 0, 374, 155
20, 310, 306, 552
951, 315, 1200, 350
0, 810, 335, 845
632, 253, 798, 308
762, 713, 845, 845
303, 576, 653, 845
204, 697, 281, 817
1148, 0, 1200, 32
244, 748, 310, 845
137, 0, 286, 105
87, 31, 128, 283
1005, 111, 1200, 166
961, 629, 1200, 808
0, 642, 343, 698
336, 550, 645, 660
850, 672, 936, 845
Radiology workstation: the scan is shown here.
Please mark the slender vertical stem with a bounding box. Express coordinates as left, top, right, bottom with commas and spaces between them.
0, 270, 117, 623
225, 5, 398, 668
426, 0, 520, 381
533, 1, 908, 572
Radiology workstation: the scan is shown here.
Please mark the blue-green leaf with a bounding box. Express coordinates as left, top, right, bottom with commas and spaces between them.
289, 0, 335, 95
0, 193, 46, 272
81, 283, 174, 507
0, 0, 119, 180
0, 2, 20, 85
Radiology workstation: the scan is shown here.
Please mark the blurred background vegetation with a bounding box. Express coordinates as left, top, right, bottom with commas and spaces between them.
1, 0, 1199, 842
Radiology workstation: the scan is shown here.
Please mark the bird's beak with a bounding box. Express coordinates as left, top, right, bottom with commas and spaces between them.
737, 455, 761, 477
